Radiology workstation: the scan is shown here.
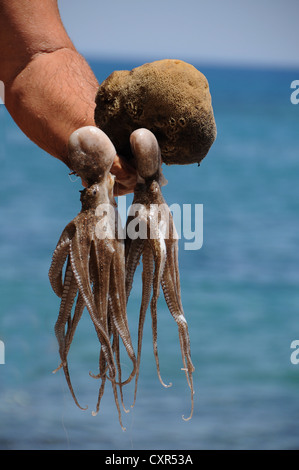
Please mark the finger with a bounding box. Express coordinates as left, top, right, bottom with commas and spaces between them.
111, 154, 137, 196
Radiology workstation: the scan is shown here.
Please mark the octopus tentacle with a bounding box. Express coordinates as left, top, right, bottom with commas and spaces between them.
63, 291, 85, 360
48, 234, 71, 297
90, 311, 129, 427
164, 241, 194, 390
132, 242, 154, 406
91, 347, 108, 415
51, 260, 87, 411
109, 248, 136, 385
91, 239, 113, 334
88, 249, 129, 431
88, 241, 113, 380
161, 255, 194, 421
53, 259, 78, 364
69, 233, 116, 380
92, 334, 127, 432
52, 291, 85, 374
110, 378, 127, 431
147, 236, 171, 389
60, 349, 88, 411
125, 237, 145, 302
127, 200, 171, 391
111, 321, 130, 413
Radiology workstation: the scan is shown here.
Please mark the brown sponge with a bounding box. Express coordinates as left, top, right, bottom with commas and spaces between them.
94, 59, 216, 165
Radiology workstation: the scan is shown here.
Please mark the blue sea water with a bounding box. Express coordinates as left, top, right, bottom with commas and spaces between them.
0, 59, 299, 450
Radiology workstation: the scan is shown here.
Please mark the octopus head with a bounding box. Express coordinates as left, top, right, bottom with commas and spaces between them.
130, 128, 161, 181
68, 126, 116, 186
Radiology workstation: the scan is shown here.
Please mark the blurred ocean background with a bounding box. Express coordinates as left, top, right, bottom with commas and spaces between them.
0, 59, 299, 450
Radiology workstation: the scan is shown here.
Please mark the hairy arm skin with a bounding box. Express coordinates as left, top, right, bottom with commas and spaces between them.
0, 0, 136, 194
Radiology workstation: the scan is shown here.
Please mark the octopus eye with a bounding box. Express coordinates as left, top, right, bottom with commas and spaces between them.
150, 182, 158, 193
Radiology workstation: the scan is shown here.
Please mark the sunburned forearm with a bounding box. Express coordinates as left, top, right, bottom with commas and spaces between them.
5, 48, 99, 166
0, 0, 99, 167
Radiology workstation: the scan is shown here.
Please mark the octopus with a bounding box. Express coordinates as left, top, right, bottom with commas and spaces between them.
48, 126, 137, 430
125, 129, 195, 420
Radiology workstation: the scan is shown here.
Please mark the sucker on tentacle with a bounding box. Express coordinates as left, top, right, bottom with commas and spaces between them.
49, 126, 136, 429
125, 128, 195, 420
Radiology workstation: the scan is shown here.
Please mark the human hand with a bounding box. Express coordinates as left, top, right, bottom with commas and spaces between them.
110, 153, 137, 196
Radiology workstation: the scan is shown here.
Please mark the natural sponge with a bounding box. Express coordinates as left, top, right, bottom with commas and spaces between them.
94, 59, 216, 165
